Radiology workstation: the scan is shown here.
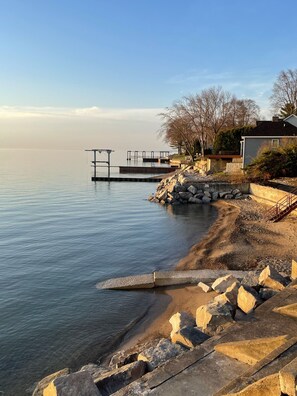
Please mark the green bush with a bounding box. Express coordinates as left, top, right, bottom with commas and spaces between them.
246, 142, 297, 180
213, 126, 253, 154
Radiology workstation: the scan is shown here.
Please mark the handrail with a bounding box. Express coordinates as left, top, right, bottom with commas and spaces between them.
265, 186, 297, 221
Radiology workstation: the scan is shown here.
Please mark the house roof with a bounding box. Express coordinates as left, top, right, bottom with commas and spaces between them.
242, 120, 297, 137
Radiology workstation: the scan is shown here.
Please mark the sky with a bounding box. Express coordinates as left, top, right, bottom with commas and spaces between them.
1, 0, 297, 150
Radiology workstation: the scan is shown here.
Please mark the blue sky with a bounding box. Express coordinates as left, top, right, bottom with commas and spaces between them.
1, 0, 297, 149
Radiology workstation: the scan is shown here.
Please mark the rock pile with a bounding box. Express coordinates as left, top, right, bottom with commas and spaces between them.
169, 265, 290, 343
33, 262, 294, 396
148, 169, 248, 205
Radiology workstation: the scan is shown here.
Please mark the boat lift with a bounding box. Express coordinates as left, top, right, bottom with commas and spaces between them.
85, 149, 114, 180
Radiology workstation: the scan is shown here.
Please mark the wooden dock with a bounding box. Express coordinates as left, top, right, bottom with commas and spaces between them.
92, 176, 162, 182
119, 166, 177, 174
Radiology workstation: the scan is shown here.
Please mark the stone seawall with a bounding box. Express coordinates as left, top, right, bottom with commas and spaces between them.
148, 169, 250, 205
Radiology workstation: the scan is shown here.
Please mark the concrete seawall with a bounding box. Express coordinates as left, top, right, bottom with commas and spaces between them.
250, 183, 297, 217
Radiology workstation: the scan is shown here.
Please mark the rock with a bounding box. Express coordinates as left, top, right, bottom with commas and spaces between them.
213, 294, 236, 318
258, 265, 287, 291
43, 371, 101, 396
212, 274, 239, 294
109, 351, 138, 369
232, 189, 241, 195
202, 195, 211, 203
237, 285, 261, 314
155, 190, 167, 201
171, 326, 209, 348
187, 185, 197, 195
198, 281, 212, 293
225, 282, 240, 305
94, 361, 146, 395
169, 311, 195, 333
234, 193, 242, 199
188, 197, 202, 204
166, 183, 176, 194
138, 338, 184, 371
178, 191, 193, 201
32, 368, 70, 396
212, 191, 219, 200
196, 301, 234, 335
292, 259, 297, 280
79, 364, 108, 378
241, 271, 260, 290
174, 185, 187, 193
224, 194, 233, 199
204, 191, 211, 198
259, 288, 278, 300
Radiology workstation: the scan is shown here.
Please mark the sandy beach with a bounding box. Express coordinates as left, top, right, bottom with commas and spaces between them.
111, 198, 297, 358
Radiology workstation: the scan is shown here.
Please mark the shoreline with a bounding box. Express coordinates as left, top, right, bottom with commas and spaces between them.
102, 198, 297, 363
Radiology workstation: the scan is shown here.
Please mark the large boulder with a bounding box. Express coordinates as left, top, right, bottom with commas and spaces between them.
237, 285, 261, 314
43, 371, 101, 396
202, 195, 211, 203
32, 368, 70, 396
79, 364, 108, 378
138, 338, 184, 371
213, 293, 236, 317
187, 185, 197, 195
224, 282, 240, 306
188, 197, 202, 204
258, 265, 287, 291
169, 311, 195, 333
178, 191, 193, 201
212, 275, 239, 294
259, 288, 278, 301
212, 192, 219, 200
94, 361, 146, 395
174, 184, 187, 193
171, 326, 209, 348
109, 351, 138, 369
241, 271, 260, 290
196, 301, 234, 335
155, 190, 167, 201
198, 281, 212, 293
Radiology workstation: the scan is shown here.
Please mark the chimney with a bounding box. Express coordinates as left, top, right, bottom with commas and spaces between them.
272, 115, 280, 122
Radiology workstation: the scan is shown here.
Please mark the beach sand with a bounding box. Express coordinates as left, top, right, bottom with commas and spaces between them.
106, 198, 297, 360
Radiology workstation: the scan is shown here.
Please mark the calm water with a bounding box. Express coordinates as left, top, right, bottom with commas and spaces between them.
0, 149, 217, 395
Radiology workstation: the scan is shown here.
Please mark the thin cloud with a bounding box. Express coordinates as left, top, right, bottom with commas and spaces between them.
0, 106, 163, 122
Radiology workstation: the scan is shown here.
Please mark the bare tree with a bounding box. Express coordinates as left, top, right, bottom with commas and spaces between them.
270, 69, 297, 115
227, 98, 259, 127
159, 86, 260, 158
159, 104, 198, 161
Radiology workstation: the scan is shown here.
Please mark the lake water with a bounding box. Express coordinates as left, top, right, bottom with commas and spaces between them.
0, 149, 217, 395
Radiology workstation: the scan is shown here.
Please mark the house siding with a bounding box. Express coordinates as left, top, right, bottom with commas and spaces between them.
243, 138, 273, 167
243, 136, 297, 167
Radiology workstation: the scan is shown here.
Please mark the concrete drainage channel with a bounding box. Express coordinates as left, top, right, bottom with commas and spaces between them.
96, 270, 250, 290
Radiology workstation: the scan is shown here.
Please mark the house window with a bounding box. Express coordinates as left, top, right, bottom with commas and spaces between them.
271, 139, 280, 148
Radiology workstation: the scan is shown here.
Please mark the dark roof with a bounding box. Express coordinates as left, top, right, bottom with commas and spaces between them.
242, 121, 297, 137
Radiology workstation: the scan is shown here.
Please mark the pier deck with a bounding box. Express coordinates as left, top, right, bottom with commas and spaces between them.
91, 176, 162, 182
